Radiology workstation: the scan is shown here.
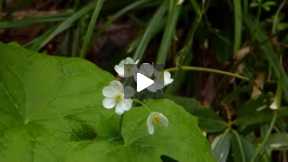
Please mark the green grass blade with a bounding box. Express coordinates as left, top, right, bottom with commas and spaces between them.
156, 1, 181, 64
272, 0, 286, 34
0, 11, 73, 29
72, 24, 81, 57
80, 0, 105, 58
233, 0, 242, 52
251, 112, 278, 162
166, 5, 203, 94
133, 2, 167, 60
189, 0, 201, 16
109, 0, 151, 23
232, 130, 247, 162
35, 3, 95, 51
25, 27, 56, 50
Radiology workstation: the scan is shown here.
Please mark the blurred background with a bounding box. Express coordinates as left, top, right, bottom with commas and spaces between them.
0, 0, 288, 161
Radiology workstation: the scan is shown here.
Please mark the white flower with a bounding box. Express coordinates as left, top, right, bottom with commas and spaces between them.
177, 0, 184, 5
270, 88, 282, 110
102, 80, 133, 115
270, 101, 278, 110
114, 57, 139, 77
146, 112, 169, 135
164, 71, 174, 86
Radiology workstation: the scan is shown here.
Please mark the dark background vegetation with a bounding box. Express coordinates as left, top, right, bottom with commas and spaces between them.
0, 0, 288, 161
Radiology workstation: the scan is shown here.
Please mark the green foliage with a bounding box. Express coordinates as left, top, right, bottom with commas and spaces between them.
211, 130, 232, 162
156, 0, 180, 64
231, 131, 255, 162
33, 3, 95, 51
235, 96, 288, 130
1, 0, 288, 162
168, 96, 227, 133
267, 133, 288, 151
80, 0, 105, 58
0, 11, 72, 29
133, 1, 166, 60
0, 43, 215, 162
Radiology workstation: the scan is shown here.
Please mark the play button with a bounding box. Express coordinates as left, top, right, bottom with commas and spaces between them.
136, 73, 154, 92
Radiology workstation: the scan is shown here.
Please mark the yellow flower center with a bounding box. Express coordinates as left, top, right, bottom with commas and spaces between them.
115, 94, 124, 103
152, 115, 161, 125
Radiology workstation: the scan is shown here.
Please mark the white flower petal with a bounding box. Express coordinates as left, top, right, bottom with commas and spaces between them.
102, 86, 117, 97
122, 99, 133, 111
123, 57, 138, 64
102, 80, 134, 115
270, 101, 278, 110
115, 99, 133, 115
110, 80, 124, 90
114, 65, 125, 77
102, 98, 116, 109
157, 113, 169, 127
124, 57, 134, 64
177, 0, 184, 5
102, 80, 123, 97
164, 71, 174, 86
146, 112, 169, 135
146, 114, 155, 135
115, 105, 125, 115
114, 57, 139, 77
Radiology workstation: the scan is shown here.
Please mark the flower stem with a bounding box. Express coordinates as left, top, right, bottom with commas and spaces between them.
272, 0, 286, 34
231, 130, 246, 162
165, 66, 250, 81
133, 99, 152, 112
250, 111, 278, 162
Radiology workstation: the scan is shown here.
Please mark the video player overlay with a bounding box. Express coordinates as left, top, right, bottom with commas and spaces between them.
123, 63, 165, 98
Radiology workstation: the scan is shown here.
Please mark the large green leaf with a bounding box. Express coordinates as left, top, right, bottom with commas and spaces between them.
68, 99, 216, 162
0, 42, 118, 162
0, 43, 215, 162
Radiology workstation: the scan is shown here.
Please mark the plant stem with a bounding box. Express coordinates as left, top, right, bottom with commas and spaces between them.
166, 0, 204, 94
109, 0, 150, 23
250, 111, 278, 162
189, 0, 201, 16
133, 2, 166, 60
156, 0, 180, 64
165, 66, 250, 81
272, 0, 286, 34
232, 130, 246, 162
133, 99, 152, 112
270, 81, 282, 110
72, 23, 80, 57
80, 0, 104, 58
38, 3, 95, 50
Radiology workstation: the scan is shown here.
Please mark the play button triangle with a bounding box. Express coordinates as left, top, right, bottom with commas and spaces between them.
136, 73, 154, 92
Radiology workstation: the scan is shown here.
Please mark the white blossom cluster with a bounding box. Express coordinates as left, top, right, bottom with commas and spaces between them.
102, 57, 172, 134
